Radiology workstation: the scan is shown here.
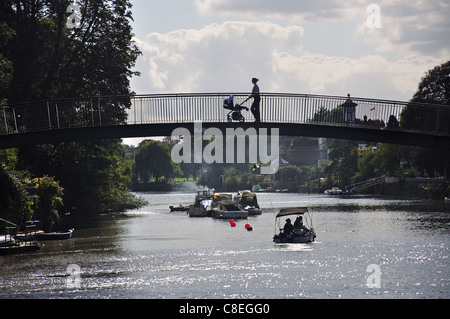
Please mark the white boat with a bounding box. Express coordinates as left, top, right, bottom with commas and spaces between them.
211, 200, 248, 219
324, 187, 343, 195
234, 190, 262, 215
34, 228, 74, 240
273, 207, 316, 243
0, 235, 15, 247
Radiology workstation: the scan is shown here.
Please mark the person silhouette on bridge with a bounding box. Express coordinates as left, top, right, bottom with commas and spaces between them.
250, 77, 261, 122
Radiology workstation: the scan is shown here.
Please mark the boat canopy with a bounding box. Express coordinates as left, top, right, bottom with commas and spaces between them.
241, 192, 256, 197
276, 207, 308, 218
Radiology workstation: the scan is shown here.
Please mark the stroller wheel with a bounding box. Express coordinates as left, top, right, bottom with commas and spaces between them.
227, 116, 232, 122
239, 116, 245, 123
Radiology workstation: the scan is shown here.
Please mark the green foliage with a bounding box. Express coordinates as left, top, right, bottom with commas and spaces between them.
325, 139, 358, 188
18, 139, 144, 215
1, 0, 141, 102
0, 0, 144, 219
32, 175, 64, 232
276, 165, 311, 185
310, 106, 343, 124
410, 60, 450, 106
400, 60, 450, 134
369, 144, 413, 177
0, 165, 28, 225
134, 140, 183, 183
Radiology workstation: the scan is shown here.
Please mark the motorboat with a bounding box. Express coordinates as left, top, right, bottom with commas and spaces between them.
169, 204, 190, 212
234, 190, 262, 215
35, 228, 74, 241
324, 187, 343, 195
273, 207, 316, 243
211, 200, 248, 219
188, 189, 214, 217
189, 202, 210, 217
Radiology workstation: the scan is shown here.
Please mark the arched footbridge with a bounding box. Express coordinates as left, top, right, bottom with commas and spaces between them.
0, 93, 449, 149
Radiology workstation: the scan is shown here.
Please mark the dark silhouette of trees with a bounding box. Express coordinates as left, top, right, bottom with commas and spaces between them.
0, 0, 144, 217
400, 60, 450, 135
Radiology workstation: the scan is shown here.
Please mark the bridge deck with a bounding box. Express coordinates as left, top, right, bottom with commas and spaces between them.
1, 93, 449, 149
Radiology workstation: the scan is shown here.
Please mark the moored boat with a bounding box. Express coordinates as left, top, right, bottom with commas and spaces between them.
234, 190, 262, 215
35, 228, 74, 241
188, 189, 214, 217
324, 187, 343, 195
211, 199, 248, 219
169, 204, 190, 212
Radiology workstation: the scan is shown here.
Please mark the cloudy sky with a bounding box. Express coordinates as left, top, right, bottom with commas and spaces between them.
125, 0, 449, 144
129, 0, 449, 98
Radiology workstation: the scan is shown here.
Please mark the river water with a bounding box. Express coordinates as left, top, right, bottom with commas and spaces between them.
0, 192, 448, 299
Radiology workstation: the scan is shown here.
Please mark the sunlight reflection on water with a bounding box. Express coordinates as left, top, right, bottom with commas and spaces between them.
1, 192, 448, 299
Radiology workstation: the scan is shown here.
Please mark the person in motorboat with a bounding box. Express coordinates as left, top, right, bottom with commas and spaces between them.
294, 216, 303, 228
294, 216, 309, 234
273, 207, 316, 244
283, 218, 294, 235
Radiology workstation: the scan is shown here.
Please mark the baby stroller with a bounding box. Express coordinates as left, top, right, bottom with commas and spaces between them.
223, 96, 250, 122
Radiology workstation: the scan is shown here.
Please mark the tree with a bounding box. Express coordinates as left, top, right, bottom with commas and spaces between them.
276, 165, 310, 185
399, 60, 450, 177
410, 60, 450, 106
1, 0, 141, 102
325, 139, 358, 188
1, 0, 143, 216
32, 175, 63, 232
310, 106, 343, 124
134, 140, 183, 183
400, 60, 450, 134
0, 166, 28, 224
0, 20, 14, 107
368, 143, 414, 177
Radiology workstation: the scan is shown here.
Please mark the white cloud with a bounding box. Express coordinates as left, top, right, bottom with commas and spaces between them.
194, 0, 362, 22
273, 52, 444, 99
355, 0, 450, 56
132, 19, 445, 101
135, 21, 304, 93
194, 0, 450, 57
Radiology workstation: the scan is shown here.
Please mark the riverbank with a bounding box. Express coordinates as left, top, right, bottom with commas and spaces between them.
131, 178, 449, 201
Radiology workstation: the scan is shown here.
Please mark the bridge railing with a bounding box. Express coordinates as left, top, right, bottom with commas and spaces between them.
1, 93, 449, 137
